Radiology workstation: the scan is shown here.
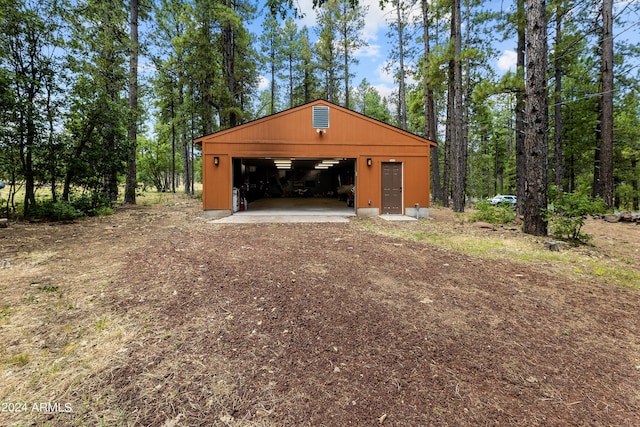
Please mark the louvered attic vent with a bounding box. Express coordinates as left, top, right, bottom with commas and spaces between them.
312, 106, 330, 129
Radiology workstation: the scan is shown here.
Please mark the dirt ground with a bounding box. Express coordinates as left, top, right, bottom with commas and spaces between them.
1, 197, 639, 426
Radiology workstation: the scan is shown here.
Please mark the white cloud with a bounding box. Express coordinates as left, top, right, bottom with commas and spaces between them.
355, 43, 382, 59
293, 0, 317, 29
360, 0, 392, 42
294, 0, 393, 47
497, 50, 517, 72
373, 83, 394, 101
258, 75, 269, 90
377, 62, 394, 84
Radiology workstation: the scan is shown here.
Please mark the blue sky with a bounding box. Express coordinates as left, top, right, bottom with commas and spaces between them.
252, 0, 520, 100
251, 0, 640, 103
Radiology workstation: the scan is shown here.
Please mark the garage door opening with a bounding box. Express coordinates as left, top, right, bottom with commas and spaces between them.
232, 158, 356, 213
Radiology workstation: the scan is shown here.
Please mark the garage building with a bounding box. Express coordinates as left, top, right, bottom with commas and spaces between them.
194, 100, 436, 218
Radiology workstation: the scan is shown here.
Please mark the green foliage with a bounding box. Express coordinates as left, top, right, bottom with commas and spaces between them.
6, 353, 29, 366
68, 193, 112, 217
31, 200, 85, 221
470, 200, 517, 224
137, 134, 172, 192
94, 206, 115, 216
544, 191, 606, 243
28, 192, 113, 220
354, 78, 392, 123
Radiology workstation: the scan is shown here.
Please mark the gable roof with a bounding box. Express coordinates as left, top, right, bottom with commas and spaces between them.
194, 99, 437, 148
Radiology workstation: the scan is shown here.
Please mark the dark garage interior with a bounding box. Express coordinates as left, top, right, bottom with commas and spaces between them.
232, 158, 356, 210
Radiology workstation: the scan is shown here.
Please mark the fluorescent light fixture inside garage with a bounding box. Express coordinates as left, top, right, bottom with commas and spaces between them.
274, 159, 292, 169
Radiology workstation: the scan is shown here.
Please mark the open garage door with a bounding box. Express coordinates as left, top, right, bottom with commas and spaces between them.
231, 158, 356, 213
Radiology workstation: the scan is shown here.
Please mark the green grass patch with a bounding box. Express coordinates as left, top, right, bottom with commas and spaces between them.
358, 219, 640, 290
95, 206, 115, 216
95, 314, 110, 332
581, 261, 640, 289
6, 353, 30, 366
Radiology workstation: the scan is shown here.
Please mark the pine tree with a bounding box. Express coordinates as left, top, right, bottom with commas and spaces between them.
315, 1, 340, 103
335, 0, 367, 110
124, 0, 141, 204
523, 0, 549, 236
0, 0, 60, 215
259, 14, 283, 114
599, 0, 614, 208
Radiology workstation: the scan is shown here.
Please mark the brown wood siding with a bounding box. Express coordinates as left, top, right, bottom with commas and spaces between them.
195, 101, 435, 214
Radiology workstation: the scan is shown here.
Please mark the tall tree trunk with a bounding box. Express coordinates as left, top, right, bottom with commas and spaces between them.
304, 66, 311, 103
270, 47, 276, 114
342, 3, 350, 110
495, 131, 501, 194
395, 0, 407, 130
632, 159, 639, 211
20, 86, 38, 215
515, 0, 526, 215
569, 152, 575, 192
461, 0, 471, 204
182, 124, 191, 195
124, 0, 139, 205
523, 0, 549, 236
22, 142, 36, 216
450, 0, 465, 212
223, 19, 238, 127
102, 131, 119, 202
289, 52, 294, 109
592, 129, 600, 198
344, 42, 350, 109
46, 77, 57, 203
599, 0, 614, 207
553, 4, 564, 192
443, 60, 453, 208
178, 81, 191, 194
191, 109, 195, 195
171, 98, 176, 193
422, 0, 441, 203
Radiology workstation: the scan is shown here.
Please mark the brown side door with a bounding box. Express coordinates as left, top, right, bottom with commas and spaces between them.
381, 162, 403, 214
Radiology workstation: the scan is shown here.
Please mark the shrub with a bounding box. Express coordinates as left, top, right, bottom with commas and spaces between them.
471, 200, 517, 224
94, 206, 115, 216
544, 191, 606, 243
70, 193, 112, 217
29, 192, 114, 220
32, 200, 85, 221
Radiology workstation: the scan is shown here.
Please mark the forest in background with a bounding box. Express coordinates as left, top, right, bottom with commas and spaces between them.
1, 0, 639, 236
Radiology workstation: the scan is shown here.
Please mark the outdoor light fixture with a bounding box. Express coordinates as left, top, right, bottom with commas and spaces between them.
214, 156, 219, 166
367, 158, 372, 167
